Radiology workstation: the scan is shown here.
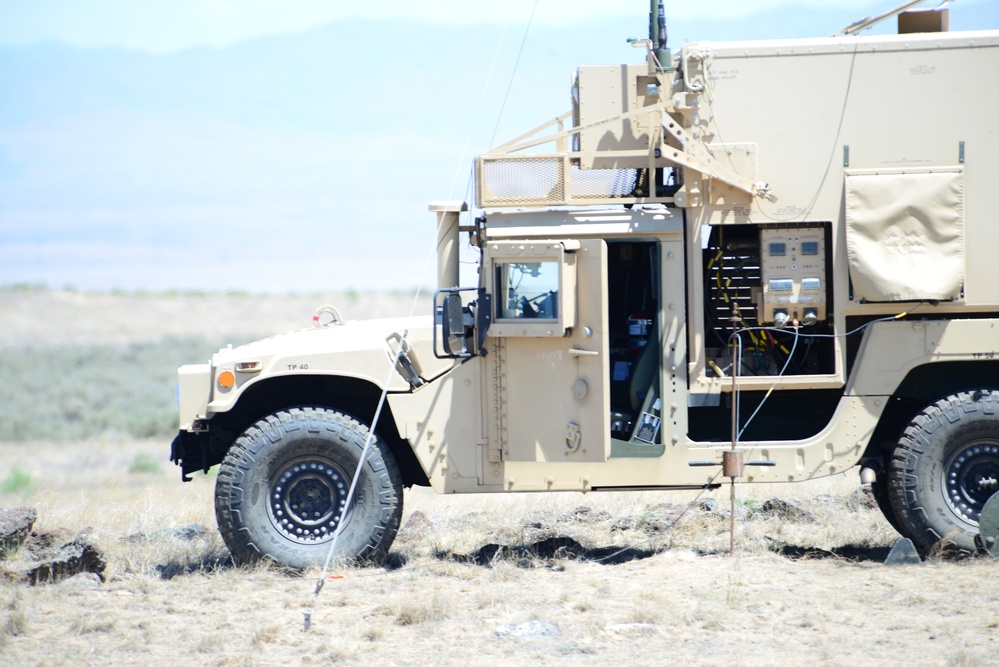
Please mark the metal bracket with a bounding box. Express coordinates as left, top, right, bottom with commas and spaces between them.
388, 335, 423, 389
688, 458, 776, 470
660, 114, 771, 201
312, 305, 343, 328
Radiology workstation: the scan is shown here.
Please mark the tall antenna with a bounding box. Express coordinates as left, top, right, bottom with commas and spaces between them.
649, 0, 670, 70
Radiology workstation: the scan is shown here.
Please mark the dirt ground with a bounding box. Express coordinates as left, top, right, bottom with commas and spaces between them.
2, 290, 998, 666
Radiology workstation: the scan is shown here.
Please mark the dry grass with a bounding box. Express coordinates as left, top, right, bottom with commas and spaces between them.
0, 288, 429, 349
2, 439, 998, 666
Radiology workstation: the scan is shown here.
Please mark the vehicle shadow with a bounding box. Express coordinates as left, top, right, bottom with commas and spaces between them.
157, 552, 411, 579
435, 535, 657, 568
771, 543, 892, 562
435, 536, 901, 567
156, 551, 236, 579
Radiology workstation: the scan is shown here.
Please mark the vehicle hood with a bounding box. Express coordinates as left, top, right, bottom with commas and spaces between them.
207, 315, 454, 411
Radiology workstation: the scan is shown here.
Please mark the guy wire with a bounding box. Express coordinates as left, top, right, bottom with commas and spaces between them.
310, 3, 540, 606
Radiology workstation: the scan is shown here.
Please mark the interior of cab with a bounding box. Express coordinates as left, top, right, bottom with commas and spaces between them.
495, 261, 559, 320
607, 240, 663, 454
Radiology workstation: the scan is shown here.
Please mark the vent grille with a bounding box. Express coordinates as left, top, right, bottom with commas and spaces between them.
478, 157, 638, 207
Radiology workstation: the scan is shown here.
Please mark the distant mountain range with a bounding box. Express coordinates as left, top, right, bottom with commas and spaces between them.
1, 6, 995, 292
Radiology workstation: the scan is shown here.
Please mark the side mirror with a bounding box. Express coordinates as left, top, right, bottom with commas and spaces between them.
433, 288, 491, 359
442, 292, 467, 356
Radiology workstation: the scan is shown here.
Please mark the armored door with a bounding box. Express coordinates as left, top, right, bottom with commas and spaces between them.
485, 238, 609, 463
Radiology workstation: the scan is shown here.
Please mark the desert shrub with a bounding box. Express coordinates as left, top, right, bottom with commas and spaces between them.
0, 467, 34, 495
128, 453, 163, 475
0, 337, 215, 442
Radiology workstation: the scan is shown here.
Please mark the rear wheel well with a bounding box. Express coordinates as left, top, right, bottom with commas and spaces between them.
206, 375, 430, 488
865, 361, 999, 464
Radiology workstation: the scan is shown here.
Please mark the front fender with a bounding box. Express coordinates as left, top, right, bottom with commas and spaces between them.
205, 316, 452, 415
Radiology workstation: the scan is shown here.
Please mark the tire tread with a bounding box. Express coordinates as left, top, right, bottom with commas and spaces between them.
215, 407, 403, 567
888, 389, 999, 556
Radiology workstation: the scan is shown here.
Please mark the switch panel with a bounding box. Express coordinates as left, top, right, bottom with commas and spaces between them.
759, 226, 827, 325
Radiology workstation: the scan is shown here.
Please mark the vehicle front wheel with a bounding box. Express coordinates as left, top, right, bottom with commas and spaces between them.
215, 407, 403, 568
870, 471, 902, 534
888, 390, 999, 556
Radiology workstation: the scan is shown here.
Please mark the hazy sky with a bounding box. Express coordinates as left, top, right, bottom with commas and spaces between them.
2, 0, 990, 53
1, 0, 995, 293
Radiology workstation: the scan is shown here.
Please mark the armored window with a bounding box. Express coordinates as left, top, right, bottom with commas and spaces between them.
485, 241, 578, 337
495, 261, 560, 320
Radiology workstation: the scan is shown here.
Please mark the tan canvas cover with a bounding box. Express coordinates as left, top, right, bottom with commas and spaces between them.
844, 168, 964, 302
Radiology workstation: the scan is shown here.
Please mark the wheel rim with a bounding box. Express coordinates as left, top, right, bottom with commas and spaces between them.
268, 458, 348, 544
943, 439, 999, 527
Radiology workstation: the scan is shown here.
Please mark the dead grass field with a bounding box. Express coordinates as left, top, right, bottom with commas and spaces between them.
2, 290, 999, 666
0, 287, 429, 349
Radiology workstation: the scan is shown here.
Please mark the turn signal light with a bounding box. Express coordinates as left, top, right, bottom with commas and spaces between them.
217, 369, 236, 389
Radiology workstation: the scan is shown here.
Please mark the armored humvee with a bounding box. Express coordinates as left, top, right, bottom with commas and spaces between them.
171, 1, 999, 566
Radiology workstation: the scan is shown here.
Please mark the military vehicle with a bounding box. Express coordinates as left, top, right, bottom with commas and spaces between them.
171, 1, 999, 566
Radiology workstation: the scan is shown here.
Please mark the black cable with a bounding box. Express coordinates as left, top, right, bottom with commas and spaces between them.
731, 302, 923, 440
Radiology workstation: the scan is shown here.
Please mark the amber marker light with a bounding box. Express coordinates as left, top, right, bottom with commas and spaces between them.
217, 369, 236, 389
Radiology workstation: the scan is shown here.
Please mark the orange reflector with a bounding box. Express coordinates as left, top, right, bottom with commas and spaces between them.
217, 369, 236, 389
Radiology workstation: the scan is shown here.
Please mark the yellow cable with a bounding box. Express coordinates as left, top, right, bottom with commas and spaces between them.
733, 303, 759, 347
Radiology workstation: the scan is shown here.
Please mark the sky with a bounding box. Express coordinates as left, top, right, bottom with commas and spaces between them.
1, 0, 996, 294
1, 0, 991, 53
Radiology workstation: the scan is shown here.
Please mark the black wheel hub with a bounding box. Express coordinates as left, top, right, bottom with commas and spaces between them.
268, 458, 347, 544
944, 439, 999, 527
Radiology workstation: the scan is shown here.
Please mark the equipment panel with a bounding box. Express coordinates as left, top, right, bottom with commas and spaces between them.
759, 226, 827, 327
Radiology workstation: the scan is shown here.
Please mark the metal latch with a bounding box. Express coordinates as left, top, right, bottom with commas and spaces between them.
565, 422, 582, 453
387, 332, 424, 389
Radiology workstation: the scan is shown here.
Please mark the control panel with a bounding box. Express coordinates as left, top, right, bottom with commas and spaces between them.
759, 226, 827, 327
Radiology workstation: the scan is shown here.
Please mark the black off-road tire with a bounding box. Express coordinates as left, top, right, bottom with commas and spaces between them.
215, 407, 403, 568
888, 390, 999, 556
871, 472, 902, 534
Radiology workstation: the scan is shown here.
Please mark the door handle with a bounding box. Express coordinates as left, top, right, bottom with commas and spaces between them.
568, 347, 599, 357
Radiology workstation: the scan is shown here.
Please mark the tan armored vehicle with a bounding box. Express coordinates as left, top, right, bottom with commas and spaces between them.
171, 1, 999, 566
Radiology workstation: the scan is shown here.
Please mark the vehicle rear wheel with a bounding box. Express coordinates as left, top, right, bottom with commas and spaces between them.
215, 407, 403, 568
888, 390, 999, 556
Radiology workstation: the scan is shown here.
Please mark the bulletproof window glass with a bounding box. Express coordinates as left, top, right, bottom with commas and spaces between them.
495, 261, 560, 320
485, 241, 578, 337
